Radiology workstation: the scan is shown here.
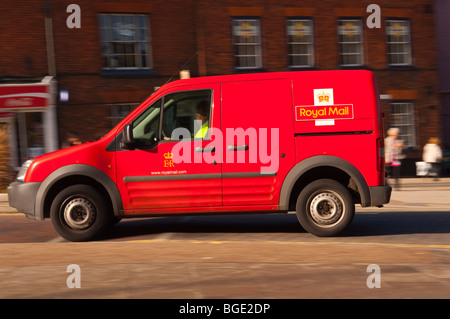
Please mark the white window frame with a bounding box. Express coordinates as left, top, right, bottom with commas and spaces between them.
232, 18, 263, 69
338, 19, 364, 66
386, 19, 412, 66
390, 101, 416, 147
287, 18, 315, 68
99, 14, 153, 70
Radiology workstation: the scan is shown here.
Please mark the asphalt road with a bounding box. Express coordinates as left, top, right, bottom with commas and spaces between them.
1, 209, 450, 244
0, 178, 449, 300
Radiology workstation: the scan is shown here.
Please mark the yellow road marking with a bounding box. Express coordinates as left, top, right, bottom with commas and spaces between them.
127, 238, 450, 249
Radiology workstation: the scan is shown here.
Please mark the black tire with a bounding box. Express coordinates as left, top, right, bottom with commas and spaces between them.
296, 179, 355, 237
50, 185, 111, 242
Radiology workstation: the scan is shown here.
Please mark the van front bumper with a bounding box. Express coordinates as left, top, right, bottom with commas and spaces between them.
368, 184, 392, 207
7, 181, 42, 220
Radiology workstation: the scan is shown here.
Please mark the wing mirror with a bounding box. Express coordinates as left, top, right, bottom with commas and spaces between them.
120, 124, 136, 150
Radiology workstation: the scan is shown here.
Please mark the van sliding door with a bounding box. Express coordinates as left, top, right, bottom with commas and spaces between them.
221, 79, 295, 208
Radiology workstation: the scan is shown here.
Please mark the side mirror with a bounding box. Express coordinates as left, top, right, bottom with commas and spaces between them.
120, 124, 135, 150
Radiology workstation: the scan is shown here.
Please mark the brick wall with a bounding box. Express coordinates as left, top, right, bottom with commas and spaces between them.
0, 0, 48, 78
51, 0, 200, 142
0, 0, 441, 165
197, 0, 440, 154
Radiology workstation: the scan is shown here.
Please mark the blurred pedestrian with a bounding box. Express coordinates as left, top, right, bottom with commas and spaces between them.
62, 132, 81, 148
423, 137, 443, 181
385, 127, 404, 190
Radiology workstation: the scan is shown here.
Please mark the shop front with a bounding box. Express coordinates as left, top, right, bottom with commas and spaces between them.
0, 76, 58, 170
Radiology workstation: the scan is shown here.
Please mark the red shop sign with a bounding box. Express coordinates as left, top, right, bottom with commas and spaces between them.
0, 84, 50, 110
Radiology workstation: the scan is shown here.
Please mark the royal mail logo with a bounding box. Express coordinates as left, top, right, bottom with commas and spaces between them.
295, 104, 354, 121
295, 88, 354, 124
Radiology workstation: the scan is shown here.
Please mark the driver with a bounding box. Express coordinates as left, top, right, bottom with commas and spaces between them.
194, 100, 210, 139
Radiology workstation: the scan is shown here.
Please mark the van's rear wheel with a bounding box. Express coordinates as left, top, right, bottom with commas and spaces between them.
50, 185, 110, 242
296, 179, 354, 237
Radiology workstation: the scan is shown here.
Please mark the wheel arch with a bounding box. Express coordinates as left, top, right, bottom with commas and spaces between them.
279, 155, 371, 211
35, 164, 123, 220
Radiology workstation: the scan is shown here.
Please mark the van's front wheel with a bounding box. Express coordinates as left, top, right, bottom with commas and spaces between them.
296, 179, 354, 237
50, 185, 110, 242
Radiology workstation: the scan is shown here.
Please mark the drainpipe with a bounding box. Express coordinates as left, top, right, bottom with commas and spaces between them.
43, 0, 58, 151
44, 0, 56, 76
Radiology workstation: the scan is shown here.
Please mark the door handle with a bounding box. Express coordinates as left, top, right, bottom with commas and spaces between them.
195, 146, 215, 153
227, 145, 249, 151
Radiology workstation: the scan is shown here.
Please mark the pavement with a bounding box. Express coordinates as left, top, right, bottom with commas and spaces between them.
0, 193, 16, 214
383, 177, 450, 209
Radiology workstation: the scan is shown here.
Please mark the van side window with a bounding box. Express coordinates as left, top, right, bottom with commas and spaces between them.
162, 90, 212, 140
132, 98, 162, 147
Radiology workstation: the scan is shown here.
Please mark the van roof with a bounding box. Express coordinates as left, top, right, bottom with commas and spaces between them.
161, 70, 373, 92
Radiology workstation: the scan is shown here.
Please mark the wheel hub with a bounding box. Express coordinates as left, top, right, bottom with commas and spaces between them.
64, 198, 96, 230
309, 192, 344, 226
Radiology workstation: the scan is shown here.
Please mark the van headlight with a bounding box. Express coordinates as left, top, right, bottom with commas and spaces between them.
16, 159, 34, 182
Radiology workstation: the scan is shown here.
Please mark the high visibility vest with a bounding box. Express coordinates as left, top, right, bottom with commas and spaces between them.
195, 122, 209, 139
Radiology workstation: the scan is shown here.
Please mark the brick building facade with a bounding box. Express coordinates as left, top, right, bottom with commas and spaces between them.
0, 0, 443, 184
435, 0, 450, 150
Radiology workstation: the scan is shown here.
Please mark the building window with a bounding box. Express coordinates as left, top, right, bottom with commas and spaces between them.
390, 102, 416, 147
287, 18, 315, 67
386, 19, 412, 66
338, 19, 364, 66
14, 112, 45, 164
232, 18, 263, 69
110, 103, 139, 128
99, 14, 153, 70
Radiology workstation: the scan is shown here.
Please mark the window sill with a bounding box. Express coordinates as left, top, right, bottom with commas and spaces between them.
233, 67, 266, 74
287, 66, 318, 71
337, 65, 369, 70
101, 69, 156, 76
387, 64, 415, 70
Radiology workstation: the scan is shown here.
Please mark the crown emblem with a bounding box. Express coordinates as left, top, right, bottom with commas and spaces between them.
164, 152, 173, 160
317, 91, 330, 103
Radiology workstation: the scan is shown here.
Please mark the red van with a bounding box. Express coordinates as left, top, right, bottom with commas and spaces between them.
8, 70, 391, 241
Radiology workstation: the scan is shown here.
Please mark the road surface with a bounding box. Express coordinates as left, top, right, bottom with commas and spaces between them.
0, 178, 449, 300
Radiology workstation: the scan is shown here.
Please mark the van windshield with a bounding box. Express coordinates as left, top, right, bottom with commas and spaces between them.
132, 98, 162, 146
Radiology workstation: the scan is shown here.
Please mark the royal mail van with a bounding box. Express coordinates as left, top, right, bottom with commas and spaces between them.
8, 70, 391, 241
